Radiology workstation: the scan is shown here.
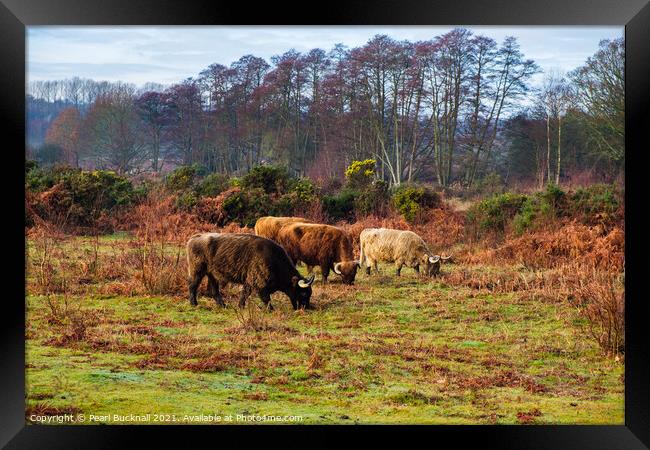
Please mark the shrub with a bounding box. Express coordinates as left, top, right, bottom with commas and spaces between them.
392, 184, 441, 223
512, 197, 538, 235
26, 165, 76, 193
26, 159, 38, 175
132, 179, 158, 202
289, 177, 318, 203
221, 189, 247, 222
241, 165, 290, 194
263, 177, 319, 217
195, 172, 230, 197
219, 187, 272, 227
466, 192, 528, 237
190, 171, 312, 225
354, 180, 390, 217
570, 184, 620, 222
323, 190, 357, 221
576, 271, 625, 356
474, 172, 506, 197
28, 168, 136, 229
243, 188, 273, 226
174, 191, 200, 211
320, 177, 343, 195
540, 183, 567, 213
72, 170, 135, 209
512, 185, 565, 235
271, 193, 299, 217
345, 159, 376, 189
165, 165, 207, 192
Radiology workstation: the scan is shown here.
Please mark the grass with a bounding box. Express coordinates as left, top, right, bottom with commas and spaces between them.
25, 234, 624, 425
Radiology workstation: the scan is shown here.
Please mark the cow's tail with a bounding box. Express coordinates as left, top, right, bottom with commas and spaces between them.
359, 234, 366, 268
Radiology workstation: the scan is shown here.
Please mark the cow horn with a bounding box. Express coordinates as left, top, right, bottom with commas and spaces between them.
429, 255, 441, 263
334, 262, 342, 275
441, 255, 452, 261
298, 275, 315, 288
355, 260, 361, 268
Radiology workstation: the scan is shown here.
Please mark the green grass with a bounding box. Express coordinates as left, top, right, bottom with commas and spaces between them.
25, 235, 624, 425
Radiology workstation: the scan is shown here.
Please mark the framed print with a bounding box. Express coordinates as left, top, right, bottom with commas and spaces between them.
2, 0, 649, 447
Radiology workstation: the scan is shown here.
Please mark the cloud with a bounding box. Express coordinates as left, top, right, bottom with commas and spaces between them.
27, 26, 623, 87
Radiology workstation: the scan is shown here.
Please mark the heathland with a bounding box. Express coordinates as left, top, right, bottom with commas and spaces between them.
25, 162, 624, 425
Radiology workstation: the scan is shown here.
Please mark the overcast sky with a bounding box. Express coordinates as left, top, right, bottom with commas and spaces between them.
27, 26, 623, 89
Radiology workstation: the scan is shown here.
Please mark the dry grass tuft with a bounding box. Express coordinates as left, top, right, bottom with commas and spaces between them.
181, 349, 265, 373
516, 408, 543, 424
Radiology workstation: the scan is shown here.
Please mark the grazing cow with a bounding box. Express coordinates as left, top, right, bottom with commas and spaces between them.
276, 223, 360, 284
186, 232, 315, 310
254, 216, 312, 243
359, 228, 451, 277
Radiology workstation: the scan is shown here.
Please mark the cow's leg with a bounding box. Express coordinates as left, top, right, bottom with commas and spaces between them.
414, 264, 420, 274
395, 262, 403, 277
373, 260, 379, 275
258, 289, 274, 311
207, 274, 225, 307
321, 264, 330, 284
238, 285, 252, 308
188, 265, 206, 306
365, 258, 372, 275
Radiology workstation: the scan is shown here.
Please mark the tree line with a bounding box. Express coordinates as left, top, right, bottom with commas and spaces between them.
27, 30, 624, 188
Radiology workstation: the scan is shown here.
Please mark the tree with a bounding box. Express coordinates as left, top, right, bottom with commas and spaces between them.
230, 55, 270, 170
164, 79, 205, 166
536, 71, 572, 185
82, 88, 147, 174
569, 38, 624, 164
45, 107, 82, 167
463, 36, 539, 187
135, 91, 169, 172
503, 112, 548, 188
28, 32, 570, 186
33, 143, 64, 166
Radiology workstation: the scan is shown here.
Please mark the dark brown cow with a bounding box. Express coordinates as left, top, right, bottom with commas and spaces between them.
276, 223, 359, 284
186, 233, 315, 310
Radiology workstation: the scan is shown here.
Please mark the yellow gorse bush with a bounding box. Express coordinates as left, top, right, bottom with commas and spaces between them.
345, 159, 376, 188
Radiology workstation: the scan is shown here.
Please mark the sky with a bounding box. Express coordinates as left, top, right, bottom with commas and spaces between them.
27, 26, 623, 89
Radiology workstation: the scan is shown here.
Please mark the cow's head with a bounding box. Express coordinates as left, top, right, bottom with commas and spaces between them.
290, 274, 315, 309
422, 254, 452, 277
333, 260, 360, 285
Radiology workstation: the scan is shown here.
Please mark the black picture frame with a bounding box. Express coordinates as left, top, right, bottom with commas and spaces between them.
3, 0, 648, 447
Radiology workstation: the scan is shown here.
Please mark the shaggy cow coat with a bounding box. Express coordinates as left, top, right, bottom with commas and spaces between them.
359, 228, 440, 277
186, 232, 314, 310
276, 223, 359, 284
254, 216, 311, 243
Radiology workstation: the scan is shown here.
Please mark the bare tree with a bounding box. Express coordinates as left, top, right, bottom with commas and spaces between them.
537, 71, 571, 185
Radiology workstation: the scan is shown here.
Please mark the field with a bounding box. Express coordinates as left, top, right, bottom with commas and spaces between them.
25, 233, 624, 425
